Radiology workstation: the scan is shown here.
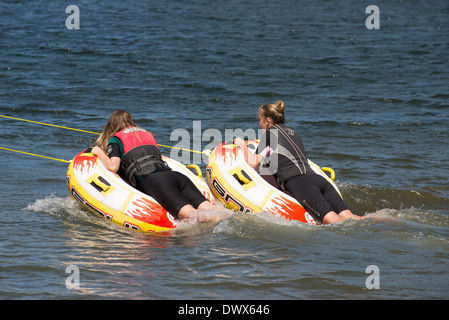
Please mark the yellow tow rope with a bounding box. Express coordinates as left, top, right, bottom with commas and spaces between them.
0, 114, 336, 181
0, 146, 70, 163
0, 114, 205, 154
0, 114, 99, 135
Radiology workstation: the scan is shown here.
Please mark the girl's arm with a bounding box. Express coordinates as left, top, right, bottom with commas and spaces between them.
91, 146, 121, 173
234, 138, 263, 169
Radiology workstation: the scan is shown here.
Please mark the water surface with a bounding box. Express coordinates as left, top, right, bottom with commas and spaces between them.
0, 0, 448, 300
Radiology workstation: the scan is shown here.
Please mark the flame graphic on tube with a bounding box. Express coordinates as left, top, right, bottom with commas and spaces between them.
127, 197, 177, 228
73, 154, 95, 175
265, 196, 317, 225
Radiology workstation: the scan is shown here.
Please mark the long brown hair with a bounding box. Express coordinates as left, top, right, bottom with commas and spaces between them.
258, 100, 285, 124
95, 110, 136, 152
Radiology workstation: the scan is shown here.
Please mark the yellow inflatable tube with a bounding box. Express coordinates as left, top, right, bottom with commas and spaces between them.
66, 149, 215, 233
206, 140, 343, 225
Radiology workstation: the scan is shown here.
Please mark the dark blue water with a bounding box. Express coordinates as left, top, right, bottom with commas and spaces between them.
1, 0, 448, 300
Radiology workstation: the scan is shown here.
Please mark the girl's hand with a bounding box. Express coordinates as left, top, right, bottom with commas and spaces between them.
234, 137, 245, 149
89, 146, 120, 172
91, 146, 103, 156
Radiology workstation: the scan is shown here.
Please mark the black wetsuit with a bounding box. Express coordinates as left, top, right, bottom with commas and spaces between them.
108, 139, 207, 218
256, 124, 348, 222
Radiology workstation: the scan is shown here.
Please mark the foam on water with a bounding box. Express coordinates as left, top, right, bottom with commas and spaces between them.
24, 194, 134, 235
25, 188, 449, 242
25, 194, 83, 219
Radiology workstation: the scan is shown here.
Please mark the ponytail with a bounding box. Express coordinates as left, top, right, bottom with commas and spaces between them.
259, 100, 285, 124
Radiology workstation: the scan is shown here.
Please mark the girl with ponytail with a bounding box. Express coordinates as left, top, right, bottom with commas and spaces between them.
235, 101, 366, 224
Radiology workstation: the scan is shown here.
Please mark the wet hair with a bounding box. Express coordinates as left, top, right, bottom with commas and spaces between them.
258, 100, 285, 124
95, 110, 136, 152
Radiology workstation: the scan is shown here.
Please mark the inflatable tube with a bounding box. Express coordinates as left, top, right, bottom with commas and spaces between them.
206, 140, 343, 225
66, 149, 215, 233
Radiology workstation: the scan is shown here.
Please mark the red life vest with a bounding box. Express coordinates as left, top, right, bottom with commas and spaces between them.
114, 126, 158, 153
113, 127, 170, 187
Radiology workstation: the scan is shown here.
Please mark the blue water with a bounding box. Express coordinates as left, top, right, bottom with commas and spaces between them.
0, 0, 448, 300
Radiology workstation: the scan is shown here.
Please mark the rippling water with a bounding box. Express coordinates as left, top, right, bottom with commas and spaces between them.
0, 0, 448, 300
